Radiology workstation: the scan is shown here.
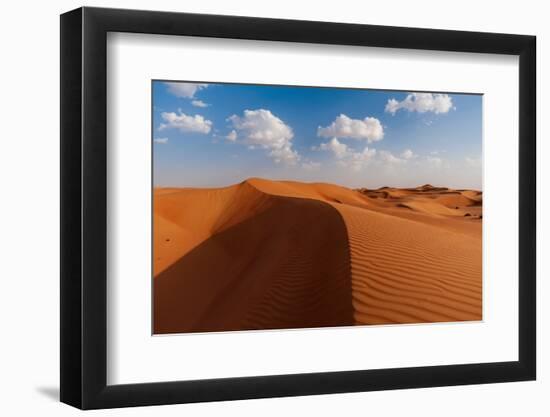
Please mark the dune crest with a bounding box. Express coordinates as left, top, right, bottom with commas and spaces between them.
153, 182, 273, 275
154, 180, 354, 334
333, 204, 481, 324
154, 178, 482, 333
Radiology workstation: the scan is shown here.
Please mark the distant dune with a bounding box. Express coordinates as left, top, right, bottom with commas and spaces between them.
154, 178, 482, 334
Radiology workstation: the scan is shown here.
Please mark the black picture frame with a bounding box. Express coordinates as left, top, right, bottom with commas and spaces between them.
60, 6, 536, 410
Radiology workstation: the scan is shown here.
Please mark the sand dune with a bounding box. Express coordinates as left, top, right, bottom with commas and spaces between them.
154, 182, 353, 334
154, 179, 482, 333
333, 204, 481, 324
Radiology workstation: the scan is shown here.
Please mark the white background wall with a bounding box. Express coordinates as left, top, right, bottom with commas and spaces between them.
0, 0, 545, 415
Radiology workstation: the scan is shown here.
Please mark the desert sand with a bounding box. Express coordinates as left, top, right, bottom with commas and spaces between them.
154, 178, 482, 334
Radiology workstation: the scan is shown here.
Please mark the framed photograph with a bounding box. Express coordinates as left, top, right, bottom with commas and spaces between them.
60, 7, 536, 409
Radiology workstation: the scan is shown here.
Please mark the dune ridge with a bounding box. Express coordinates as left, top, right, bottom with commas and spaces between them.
246, 178, 482, 324
154, 182, 273, 275
333, 204, 481, 324
154, 181, 354, 334
154, 178, 482, 334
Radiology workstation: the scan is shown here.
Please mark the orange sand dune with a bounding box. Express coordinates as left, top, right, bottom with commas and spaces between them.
154, 179, 482, 334
153, 183, 273, 275
334, 204, 481, 324
154, 182, 353, 334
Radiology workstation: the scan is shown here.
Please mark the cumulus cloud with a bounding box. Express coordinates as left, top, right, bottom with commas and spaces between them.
227, 109, 299, 165
349, 147, 377, 171
226, 130, 237, 142
385, 93, 453, 115
159, 111, 212, 134
153, 137, 168, 144
165, 82, 208, 99
269, 147, 301, 165
191, 99, 209, 108
379, 150, 405, 164
319, 138, 350, 159
317, 138, 423, 171
317, 137, 376, 171
317, 114, 384, 143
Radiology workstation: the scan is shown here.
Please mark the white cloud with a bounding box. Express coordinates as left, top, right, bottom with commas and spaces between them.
317, 114, 384, 143
379, 150, 405, 164
228, 109, 299, 165
153, 137, 168, 144
400, 149, 416, 159
385, 93, 453, 115
165, 82, 208, 98
269, 147, 300, 165
226, 130, 237, 142
317, 137, 376, 171
349, 147, 377, 171
159, 111, 212, 134
191, 99, 209, 108
319, 138, 350, 159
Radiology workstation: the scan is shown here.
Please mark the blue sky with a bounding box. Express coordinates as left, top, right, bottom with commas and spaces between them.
153, 81, 482, 189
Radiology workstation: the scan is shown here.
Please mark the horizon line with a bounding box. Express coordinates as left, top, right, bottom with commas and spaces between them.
152, 177, 483, 192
